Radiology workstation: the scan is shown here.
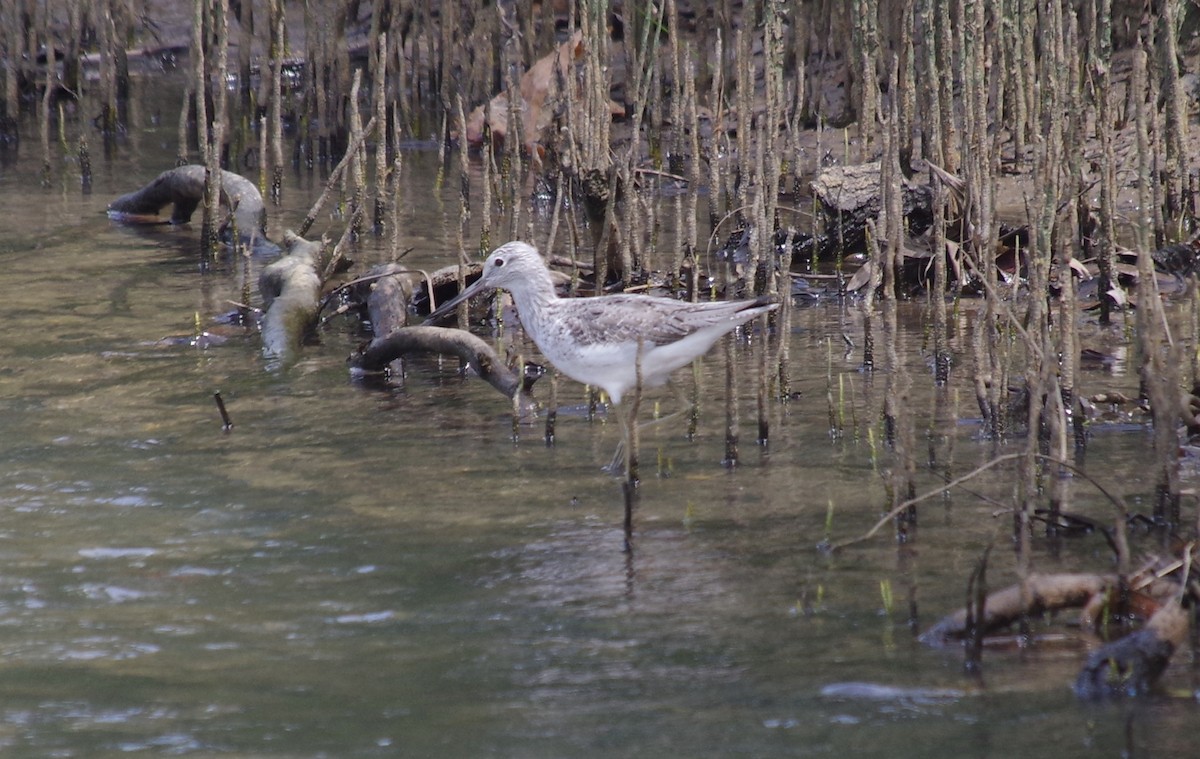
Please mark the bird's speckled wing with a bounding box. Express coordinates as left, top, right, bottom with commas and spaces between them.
550, 294, 767, 347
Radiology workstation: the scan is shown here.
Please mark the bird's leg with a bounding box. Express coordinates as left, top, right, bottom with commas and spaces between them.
602, 405, 627, 475
618, 371, 704, 479
604, 375, 698, 475
603, 341, 646, 482
625, 395, 641, 485
643, 378, 698, 435
621, 339, 646, 553
625, 339, 644, 485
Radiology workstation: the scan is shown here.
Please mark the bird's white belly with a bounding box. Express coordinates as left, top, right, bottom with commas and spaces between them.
522, 300, 753, 404
537, 336, 720, 404
542, 340, 643, 402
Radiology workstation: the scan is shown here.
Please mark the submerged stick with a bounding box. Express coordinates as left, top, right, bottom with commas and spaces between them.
213, 391, 233, 431
963, 545, 991, 673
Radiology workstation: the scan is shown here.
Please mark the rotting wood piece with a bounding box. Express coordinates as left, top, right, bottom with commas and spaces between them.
713, 162, 936, 282
1074, 599, 1189, 698
347, 262, 487, 325
107, 164, 269, 250
747, 161, 1042, 295
919, 573, 1117, 647
340, 262, 491, 371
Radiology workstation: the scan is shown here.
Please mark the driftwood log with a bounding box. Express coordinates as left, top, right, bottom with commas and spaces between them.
344, 262, 488, 336
808, 161, 935, 253
409, 262, 486, 319
107, 164, 272, 251
716, 160, 937, 280
921, 571, 1193, 697
765, 161, 1195, 290
919, 573, 1119, 647
258, 231, 326, 359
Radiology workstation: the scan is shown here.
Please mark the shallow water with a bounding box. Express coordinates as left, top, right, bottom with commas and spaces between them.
0, 73, 1196, 758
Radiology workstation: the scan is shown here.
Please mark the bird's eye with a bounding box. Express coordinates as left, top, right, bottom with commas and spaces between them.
494, 258, 505, 268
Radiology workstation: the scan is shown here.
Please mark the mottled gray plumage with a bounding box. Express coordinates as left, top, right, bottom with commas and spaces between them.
425, 241, 777, 404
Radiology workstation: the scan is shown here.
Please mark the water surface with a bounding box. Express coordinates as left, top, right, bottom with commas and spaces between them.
0, 73, 1195, 758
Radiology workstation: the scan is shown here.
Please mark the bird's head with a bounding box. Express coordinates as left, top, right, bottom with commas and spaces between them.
424, 241, 549, 324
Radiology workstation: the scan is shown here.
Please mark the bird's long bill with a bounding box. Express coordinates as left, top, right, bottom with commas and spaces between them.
423, 276, 492, 325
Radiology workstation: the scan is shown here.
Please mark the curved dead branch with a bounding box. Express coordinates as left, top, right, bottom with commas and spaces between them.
826, 452, 1131, 554
349, 326, 537, 412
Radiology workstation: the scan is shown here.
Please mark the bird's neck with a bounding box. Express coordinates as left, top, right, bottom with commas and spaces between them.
507, 270, 559, 338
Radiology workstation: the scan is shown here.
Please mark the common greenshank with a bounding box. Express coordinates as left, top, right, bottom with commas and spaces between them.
424, 241, 777, 407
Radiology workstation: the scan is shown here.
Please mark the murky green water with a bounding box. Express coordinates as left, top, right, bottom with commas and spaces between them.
0, 73, 1196, 757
